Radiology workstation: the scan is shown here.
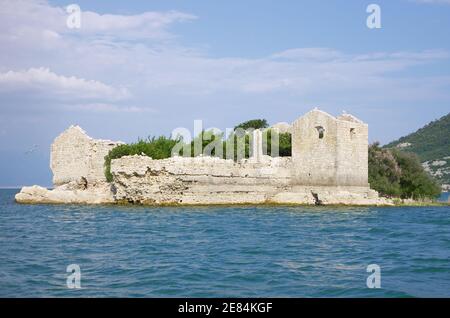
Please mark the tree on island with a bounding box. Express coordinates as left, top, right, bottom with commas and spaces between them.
368, 142, 441, 200
234, 119, 268, 131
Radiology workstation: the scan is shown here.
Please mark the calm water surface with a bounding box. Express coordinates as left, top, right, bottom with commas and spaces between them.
0, 189, 449, 297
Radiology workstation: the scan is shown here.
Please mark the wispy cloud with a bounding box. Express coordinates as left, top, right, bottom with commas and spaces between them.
79, 10, 196, 39
271, 48, 344, 61
411, 0, 450, 4
0, 67, 129, 101
0, 0, 196, 41
0, 0, 449, 130
65, 103, 157, 113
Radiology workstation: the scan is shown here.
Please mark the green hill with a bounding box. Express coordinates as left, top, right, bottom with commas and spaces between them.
385, 112, 450, 189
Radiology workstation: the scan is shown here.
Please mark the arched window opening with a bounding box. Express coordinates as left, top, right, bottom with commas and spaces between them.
315, 126, 325, 139
350, 128, 356, 139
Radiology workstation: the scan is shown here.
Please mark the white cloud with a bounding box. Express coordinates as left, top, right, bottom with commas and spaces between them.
0, 0, 449, 120
271, 48, 344, 61
121, 47, 448, 97
80, 10, 196, 39
0, 67, 129, 101
66, 103, 156, 113
0, 0, 196, 40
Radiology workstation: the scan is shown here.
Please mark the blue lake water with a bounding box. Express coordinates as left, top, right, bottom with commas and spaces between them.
0, 189, 449, 298
439, 192, 449, 202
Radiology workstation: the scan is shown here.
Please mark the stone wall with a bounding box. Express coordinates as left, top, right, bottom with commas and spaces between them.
111, 155, 293, 204
335, 114, 369, 186
110, 155, 386, 205
50, 125, 122, 186
291, 109, 368, 187
292, 109, 339, 185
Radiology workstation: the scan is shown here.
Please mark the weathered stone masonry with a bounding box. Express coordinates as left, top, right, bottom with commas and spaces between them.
15, 109, 391, 205
51, 125, 122, 187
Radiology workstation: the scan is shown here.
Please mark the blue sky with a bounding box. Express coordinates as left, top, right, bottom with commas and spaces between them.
0, 0, 449, 187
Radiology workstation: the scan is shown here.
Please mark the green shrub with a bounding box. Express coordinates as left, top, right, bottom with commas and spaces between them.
368, 142, 441, 199
391, 149, 442, 199
103, 121, 295, 181
104, 136, 180, 182
368, 142, 402, 197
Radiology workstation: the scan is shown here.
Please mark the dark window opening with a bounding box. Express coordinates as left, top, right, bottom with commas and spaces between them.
315, 126, 325, 139
350, 128, 356, 139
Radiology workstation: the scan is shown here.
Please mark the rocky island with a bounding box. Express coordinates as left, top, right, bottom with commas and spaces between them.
16, 109, 397, 206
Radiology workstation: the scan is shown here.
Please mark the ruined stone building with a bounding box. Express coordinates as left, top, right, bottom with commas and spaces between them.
16, 109, 390, 205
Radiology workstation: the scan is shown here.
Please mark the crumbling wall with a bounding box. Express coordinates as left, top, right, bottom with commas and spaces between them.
110, 155, 387, 205
111, 155, 293, 204
16, 125, 122, 204
50, 125, 122, 187
110, 154, 387, 205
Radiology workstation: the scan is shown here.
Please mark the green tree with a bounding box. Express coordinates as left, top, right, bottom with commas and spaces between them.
391, 149, 442, 199
190, 130, 224, 157
368, 142, 441, 199
234, 119, 269, 131
262, 129, 292, 157
368, 142, 402, 197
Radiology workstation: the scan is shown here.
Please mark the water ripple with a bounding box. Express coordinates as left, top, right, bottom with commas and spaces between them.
0, 189, 449, 297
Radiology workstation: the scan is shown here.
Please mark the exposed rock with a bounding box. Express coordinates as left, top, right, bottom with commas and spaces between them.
423, 159, 450, 191
15, 183, 115, 205
431, 160, 446, 167
396, 142, 412, 149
